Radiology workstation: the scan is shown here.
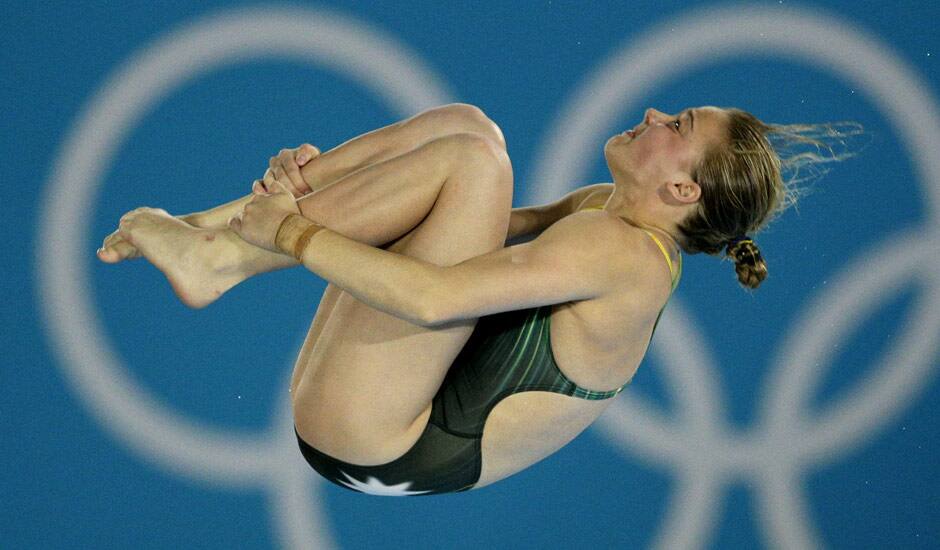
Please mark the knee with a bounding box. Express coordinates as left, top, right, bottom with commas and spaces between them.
418, 103, 507, 151
437, 133, 513, 208
443, 133, 512, 181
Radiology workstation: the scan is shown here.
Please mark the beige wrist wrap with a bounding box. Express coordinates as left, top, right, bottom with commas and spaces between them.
275, 214, 325, 260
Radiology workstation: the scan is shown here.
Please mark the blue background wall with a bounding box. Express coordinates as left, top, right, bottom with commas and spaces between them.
4, 1, 938, 548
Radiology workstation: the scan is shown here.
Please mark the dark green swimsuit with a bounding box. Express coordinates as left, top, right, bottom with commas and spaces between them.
295, 209, 682, 496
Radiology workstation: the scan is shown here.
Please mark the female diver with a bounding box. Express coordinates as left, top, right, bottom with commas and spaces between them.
98, 103, 851, 495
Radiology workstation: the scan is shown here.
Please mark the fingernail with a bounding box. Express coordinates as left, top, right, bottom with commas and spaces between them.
297, 155, 308, 164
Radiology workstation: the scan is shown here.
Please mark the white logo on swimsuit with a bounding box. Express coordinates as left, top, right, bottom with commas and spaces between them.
336, 471, 432, 496
530, 5, 940, 549
36, 5, 940, 550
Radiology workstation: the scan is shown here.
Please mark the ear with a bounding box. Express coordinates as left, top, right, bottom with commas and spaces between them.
666, 178, 700, 205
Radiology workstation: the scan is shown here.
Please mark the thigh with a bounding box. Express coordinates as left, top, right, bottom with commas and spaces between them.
286, 234, 415, 401
288, 282, 342, 400
292, 153, 513, 466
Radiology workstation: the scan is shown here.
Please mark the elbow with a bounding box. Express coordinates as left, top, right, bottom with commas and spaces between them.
415, 296, 451, 328
413, 279, 460, 328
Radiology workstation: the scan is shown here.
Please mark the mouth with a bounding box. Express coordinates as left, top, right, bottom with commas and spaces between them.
624, 123, 644, 138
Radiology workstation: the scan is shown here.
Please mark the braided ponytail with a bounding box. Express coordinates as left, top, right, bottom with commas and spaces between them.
724, 236, 767, 290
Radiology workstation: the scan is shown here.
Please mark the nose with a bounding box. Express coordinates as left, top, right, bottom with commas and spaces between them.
644, 108, 666, 126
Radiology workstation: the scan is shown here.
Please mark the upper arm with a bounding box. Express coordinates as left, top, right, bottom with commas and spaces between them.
427, 212, 631, 325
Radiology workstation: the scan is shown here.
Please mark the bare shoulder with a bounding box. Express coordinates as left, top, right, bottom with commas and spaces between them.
528, 210, 631, 285
543, 206, 628, 251
564, 210, 675, 305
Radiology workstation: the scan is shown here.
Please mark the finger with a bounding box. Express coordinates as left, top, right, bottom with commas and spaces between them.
276, 148, 295, 166
274, 168, 302, 197
295, 143, 320, 165
267, 157, 285, 189
271, 178, 293, 196
273, 149, 303, 196
272, 164, 289, 185
263, 168, 276, 188
252, 179, 267, 195
280, 151, 310, 195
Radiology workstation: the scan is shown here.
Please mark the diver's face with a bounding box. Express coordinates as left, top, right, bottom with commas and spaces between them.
604, 106, 727, 187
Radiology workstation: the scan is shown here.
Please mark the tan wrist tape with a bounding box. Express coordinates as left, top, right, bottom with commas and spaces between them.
275, 214, 325, 260
292, 222, 324, 260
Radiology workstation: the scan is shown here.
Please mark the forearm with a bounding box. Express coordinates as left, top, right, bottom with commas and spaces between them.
276, 215, 440, 326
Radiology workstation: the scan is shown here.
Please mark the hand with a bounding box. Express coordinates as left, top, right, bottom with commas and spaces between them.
253, 143, 321, 198
229, 178, 301, 252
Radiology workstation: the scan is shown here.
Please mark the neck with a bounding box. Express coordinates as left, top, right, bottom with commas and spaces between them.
603, 181, 682, 250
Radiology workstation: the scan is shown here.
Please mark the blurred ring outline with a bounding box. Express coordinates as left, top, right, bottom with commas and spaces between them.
35, 4, 940, 550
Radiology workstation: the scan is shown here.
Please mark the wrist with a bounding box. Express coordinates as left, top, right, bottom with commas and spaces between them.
275, 214, 324, 259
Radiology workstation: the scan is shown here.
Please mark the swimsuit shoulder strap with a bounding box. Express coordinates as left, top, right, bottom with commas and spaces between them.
641, 229, 682, 294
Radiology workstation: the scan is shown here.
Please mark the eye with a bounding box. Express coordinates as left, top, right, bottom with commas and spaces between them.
673, 119, 681, 131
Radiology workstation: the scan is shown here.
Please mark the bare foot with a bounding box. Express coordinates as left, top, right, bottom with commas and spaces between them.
114, 207, 249, 308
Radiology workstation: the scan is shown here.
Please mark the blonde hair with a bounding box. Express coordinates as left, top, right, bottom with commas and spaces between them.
678, 108, 866, 291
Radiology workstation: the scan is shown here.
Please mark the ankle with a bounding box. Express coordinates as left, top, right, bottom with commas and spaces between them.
218, 229, 299, 277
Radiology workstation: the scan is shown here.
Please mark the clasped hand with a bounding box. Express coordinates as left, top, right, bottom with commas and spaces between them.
228, 178, 300, 253
228, 142, 320, 252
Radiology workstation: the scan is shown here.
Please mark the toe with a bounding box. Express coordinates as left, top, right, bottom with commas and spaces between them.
98, 238, 141, 263
103, 230, 123, 248
115, 240, 140, 259
97, 247, 118, 263
116, 226, 134, 245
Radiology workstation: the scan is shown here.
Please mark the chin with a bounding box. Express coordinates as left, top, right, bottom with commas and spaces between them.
603, 134, 623, 157
604, 138, 630, 165
602, 144, 614, 171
